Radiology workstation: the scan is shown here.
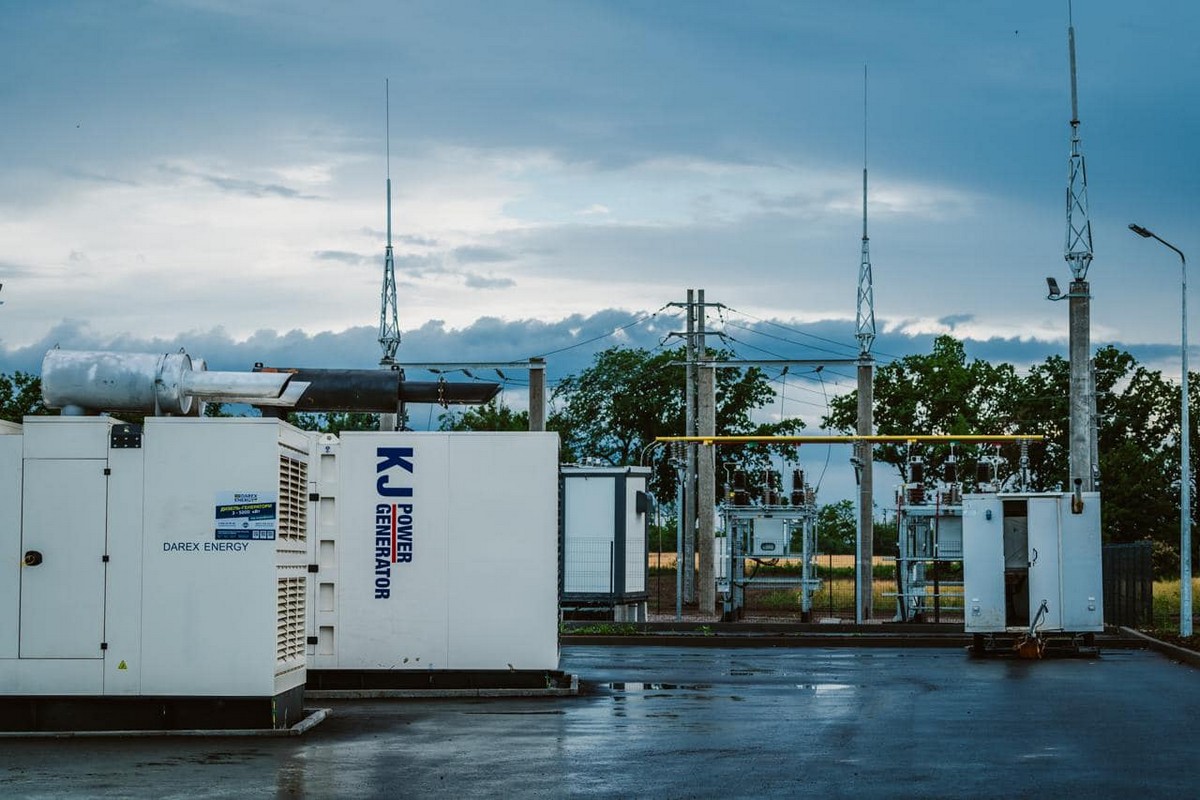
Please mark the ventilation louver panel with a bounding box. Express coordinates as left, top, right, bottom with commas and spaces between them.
276, 576, 306, 669
277, 454, 308, 544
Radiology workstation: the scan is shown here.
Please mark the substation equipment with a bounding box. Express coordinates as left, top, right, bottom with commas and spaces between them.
890, 449, 1013, 624
0, 349, 564, 731
716, 466, 821, 622
559, 466, 652, 622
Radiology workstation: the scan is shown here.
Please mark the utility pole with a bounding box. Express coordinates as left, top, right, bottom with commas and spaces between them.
684, 289, 697, 604
527, 357, 546, 432
378, 79, 403, 432
697, 289, 716, 614
855, 66, 877, 624
1064, 2, 1096, 491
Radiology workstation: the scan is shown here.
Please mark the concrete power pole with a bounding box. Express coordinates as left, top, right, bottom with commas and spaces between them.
683, 290, 697, 604
855, 67, 877, 624
1065, 5, 1096, 492
697, 290, 716, 614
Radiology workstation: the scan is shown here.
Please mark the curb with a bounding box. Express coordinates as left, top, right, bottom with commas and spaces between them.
0, 707, 331, 739
1118, 627, 1200, 669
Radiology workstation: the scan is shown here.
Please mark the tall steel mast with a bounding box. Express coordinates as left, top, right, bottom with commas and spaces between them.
378, 79, 401, 368
1064, 1, 1096, 491
855, 65, 876, 623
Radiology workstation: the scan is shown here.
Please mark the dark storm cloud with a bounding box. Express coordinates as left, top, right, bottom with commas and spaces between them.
314, 250, 372, 266
157, 164, 321, 200
462, 273, 515, 289
452, 246, 516, 264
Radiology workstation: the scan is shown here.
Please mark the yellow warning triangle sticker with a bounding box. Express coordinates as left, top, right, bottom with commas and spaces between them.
117, 660, 128, 670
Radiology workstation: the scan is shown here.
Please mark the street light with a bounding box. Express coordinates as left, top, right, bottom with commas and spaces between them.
1129, 222, 1192, 637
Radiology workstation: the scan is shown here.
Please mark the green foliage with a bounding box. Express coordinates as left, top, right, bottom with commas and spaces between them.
550, 345, 802, 498
824, 335, 1194, 557
288, 411, 382, 434
817, 500, 855, 554
439, 399, 529, 431
0, 372, 49, 421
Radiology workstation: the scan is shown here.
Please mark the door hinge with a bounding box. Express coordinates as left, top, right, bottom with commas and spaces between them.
102, 554, 110, 563
100, 642, 108, 650
308, 564, 319, 573
103, 467, 112, 476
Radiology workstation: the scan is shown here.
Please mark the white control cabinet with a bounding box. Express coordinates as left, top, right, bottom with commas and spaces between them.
962, 491, 1103, 635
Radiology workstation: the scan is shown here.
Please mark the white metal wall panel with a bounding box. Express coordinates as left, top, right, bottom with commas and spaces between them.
138, 419, 287, 696
962, 495, 1005, 632
446, 433, 559, 670
624, 476, 646, 594
20, 416, 116, 459
19, 459, 108, 659
102, 442, 145, 694
1027, 497, 1064, 631
334, 433, 452, 669
0, 429, 22, 659
563, 476, 616, 594
1059, 492, 1104, 631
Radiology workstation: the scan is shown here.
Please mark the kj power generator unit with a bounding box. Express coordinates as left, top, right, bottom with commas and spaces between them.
305, 431, 561, 689
0, 416, 311, 731
962, 491, 1103, 650
560, 466, 652, 622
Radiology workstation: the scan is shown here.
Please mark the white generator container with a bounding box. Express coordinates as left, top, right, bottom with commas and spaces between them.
306, 431, 560, 678
962, 491, 1103, 637
560, 466, 651, 622
0, 416, 310, 731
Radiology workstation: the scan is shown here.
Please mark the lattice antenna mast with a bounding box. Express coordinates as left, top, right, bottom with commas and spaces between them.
856, 65, 876, 356
378, 79, 401, 366
1065, 1, 1093, 280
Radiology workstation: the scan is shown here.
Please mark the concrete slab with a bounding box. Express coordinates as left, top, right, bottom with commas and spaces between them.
1, 646, 1197, 797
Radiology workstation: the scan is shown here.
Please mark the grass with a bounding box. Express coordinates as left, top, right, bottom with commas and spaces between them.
1150, 577, 1200, 631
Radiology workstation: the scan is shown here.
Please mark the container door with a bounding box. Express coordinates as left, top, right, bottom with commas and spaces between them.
20, 459, 108, 658
1059, 492, 1103, 631
962, 495, 1005, 631
1026, 497, 1063, 631
563, 476, 615, 593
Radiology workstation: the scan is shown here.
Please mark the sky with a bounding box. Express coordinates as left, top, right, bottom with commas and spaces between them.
1, 1, 1198, 500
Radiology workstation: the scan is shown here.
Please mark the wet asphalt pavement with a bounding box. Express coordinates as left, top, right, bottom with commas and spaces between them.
2, 645, 1199, 799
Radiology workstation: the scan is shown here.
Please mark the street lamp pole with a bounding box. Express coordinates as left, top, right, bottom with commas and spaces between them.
1130, 223, 1191, 637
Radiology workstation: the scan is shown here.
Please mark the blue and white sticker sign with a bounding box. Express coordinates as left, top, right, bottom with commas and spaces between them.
215, 491, 277, 540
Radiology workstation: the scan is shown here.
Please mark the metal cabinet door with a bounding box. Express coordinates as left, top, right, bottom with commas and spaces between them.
20, 459, 108, 658
1026, 497, 1063, 631
962, 495, 1005, 631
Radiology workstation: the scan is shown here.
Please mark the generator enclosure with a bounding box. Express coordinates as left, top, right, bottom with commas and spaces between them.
560, 466, 651, 621
307, 431, 560, 674
0, 417, 310, 731
962, 491, 1102, 635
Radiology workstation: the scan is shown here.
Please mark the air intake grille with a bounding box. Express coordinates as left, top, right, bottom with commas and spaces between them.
276, 576, 306, 668
278, 454, 308, 543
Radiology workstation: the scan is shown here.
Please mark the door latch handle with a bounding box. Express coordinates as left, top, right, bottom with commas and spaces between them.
1029, 547, 1038, 567
23, 550, 43, 567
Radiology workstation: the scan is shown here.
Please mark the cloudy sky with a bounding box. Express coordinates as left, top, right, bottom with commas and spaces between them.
2, 0, 1197, 456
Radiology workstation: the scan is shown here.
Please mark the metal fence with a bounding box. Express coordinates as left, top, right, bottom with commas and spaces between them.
1102, 541, 1153, 627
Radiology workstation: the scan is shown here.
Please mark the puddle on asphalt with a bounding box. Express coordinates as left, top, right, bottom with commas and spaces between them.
794, 683, 855, 694
603, 682, 713, 692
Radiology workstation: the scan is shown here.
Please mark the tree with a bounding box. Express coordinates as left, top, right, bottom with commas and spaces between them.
439, 399, 528, 432
0, 372, 49, 421
824, 335, 1025, 486
551, 345, 804, 499
288, 411, 382, 435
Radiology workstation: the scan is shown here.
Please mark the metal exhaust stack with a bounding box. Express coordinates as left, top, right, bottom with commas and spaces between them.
41, 349, 304, 416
